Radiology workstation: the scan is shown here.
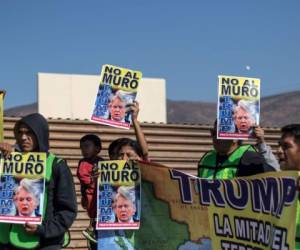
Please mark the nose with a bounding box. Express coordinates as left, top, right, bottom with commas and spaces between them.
21, 133, 27, 140
21, 200, 27, 205
121, 154, 129, 161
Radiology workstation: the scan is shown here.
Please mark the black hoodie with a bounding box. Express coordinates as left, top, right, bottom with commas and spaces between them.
14, 113, 77, 248
14, 113, 49, 152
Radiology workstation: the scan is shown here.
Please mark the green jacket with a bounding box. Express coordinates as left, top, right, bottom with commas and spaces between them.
198, 145, 256, 179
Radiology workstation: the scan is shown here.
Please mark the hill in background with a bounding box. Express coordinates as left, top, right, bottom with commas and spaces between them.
5, 91, 300, 127
5, 103, 38, 118
167, 91, 300, 127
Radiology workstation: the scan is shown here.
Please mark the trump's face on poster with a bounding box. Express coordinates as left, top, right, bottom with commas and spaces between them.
233, 106, 255, 133
109, 95, 126, 122
14, 187, 38, 217
114, 195, 136, 223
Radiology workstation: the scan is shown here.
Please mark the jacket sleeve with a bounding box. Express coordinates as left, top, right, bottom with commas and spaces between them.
256, 142, 280, 171
237, 150, 269, 177
37, 159, 77, 239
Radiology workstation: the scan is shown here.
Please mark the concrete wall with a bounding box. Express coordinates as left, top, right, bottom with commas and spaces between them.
37, 73, 166, 123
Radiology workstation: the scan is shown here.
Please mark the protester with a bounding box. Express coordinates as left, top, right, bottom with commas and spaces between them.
77, 134, 104, 245
14, 178, 41, 217
198, 120, 274, 179
281, 124, 300, 170
113, 186, 137, 223
108, 138, 144, 161
108, 101, 148, 161
96, 101, 147, 250
276, 141, 288, 169
233, 100, 256, 134
0, 113, 77, 250
280, 124, 300, 249
108, 92, 127, 122
253, 126, 280, 171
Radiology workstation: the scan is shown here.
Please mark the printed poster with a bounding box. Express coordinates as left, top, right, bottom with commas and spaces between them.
98, 161, 298, 250
91, 65, 142, 129
96, 160, 141, 230
0, 152, 46, 224
217, 75, 260, 139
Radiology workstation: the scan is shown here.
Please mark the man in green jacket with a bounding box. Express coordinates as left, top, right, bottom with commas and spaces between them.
198, 121, 273, 179
0, 113, 77, 250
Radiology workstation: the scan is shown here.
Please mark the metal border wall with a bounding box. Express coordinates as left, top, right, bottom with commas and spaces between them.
3, 117, 281, 249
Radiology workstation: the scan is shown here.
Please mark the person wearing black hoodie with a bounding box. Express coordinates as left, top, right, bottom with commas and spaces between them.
0, 113, 77, 250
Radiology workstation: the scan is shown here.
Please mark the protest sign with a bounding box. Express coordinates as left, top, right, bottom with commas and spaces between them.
91, 65, 142, 129
0, 152, 46, 224
217, 75, 260, 139
98, 161, 298, 250
96, 160, 141, 230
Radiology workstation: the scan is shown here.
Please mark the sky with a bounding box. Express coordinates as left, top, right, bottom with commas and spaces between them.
1, 0, 300, 108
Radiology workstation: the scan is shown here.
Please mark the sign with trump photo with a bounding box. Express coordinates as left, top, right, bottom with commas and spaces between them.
0, 152, 46, 224
217, 75, 260, 140
96, 160, 141, 230
91, 64, 142, 129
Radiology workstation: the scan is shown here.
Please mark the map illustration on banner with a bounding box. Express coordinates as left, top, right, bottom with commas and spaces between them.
96, 160, 141, 230
91, 64, 142, 129
217, 75, 260, 140
0, 152, 46, 224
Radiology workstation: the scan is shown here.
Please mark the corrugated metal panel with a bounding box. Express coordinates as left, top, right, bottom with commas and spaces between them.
3, 117, 282, 249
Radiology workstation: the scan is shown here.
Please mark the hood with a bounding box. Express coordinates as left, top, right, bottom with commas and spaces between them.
14, 113, 49, 152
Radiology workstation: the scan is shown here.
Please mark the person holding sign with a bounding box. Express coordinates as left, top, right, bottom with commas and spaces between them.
0, 113, 77, 250
198, 120, 274, 179
113, 186, 137, 223
14, 178, 41, 217
96, 102, 147, 250
108, 101, 148, 161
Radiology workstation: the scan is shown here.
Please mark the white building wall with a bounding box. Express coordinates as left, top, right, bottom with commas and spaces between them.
37, 73, 166, 123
